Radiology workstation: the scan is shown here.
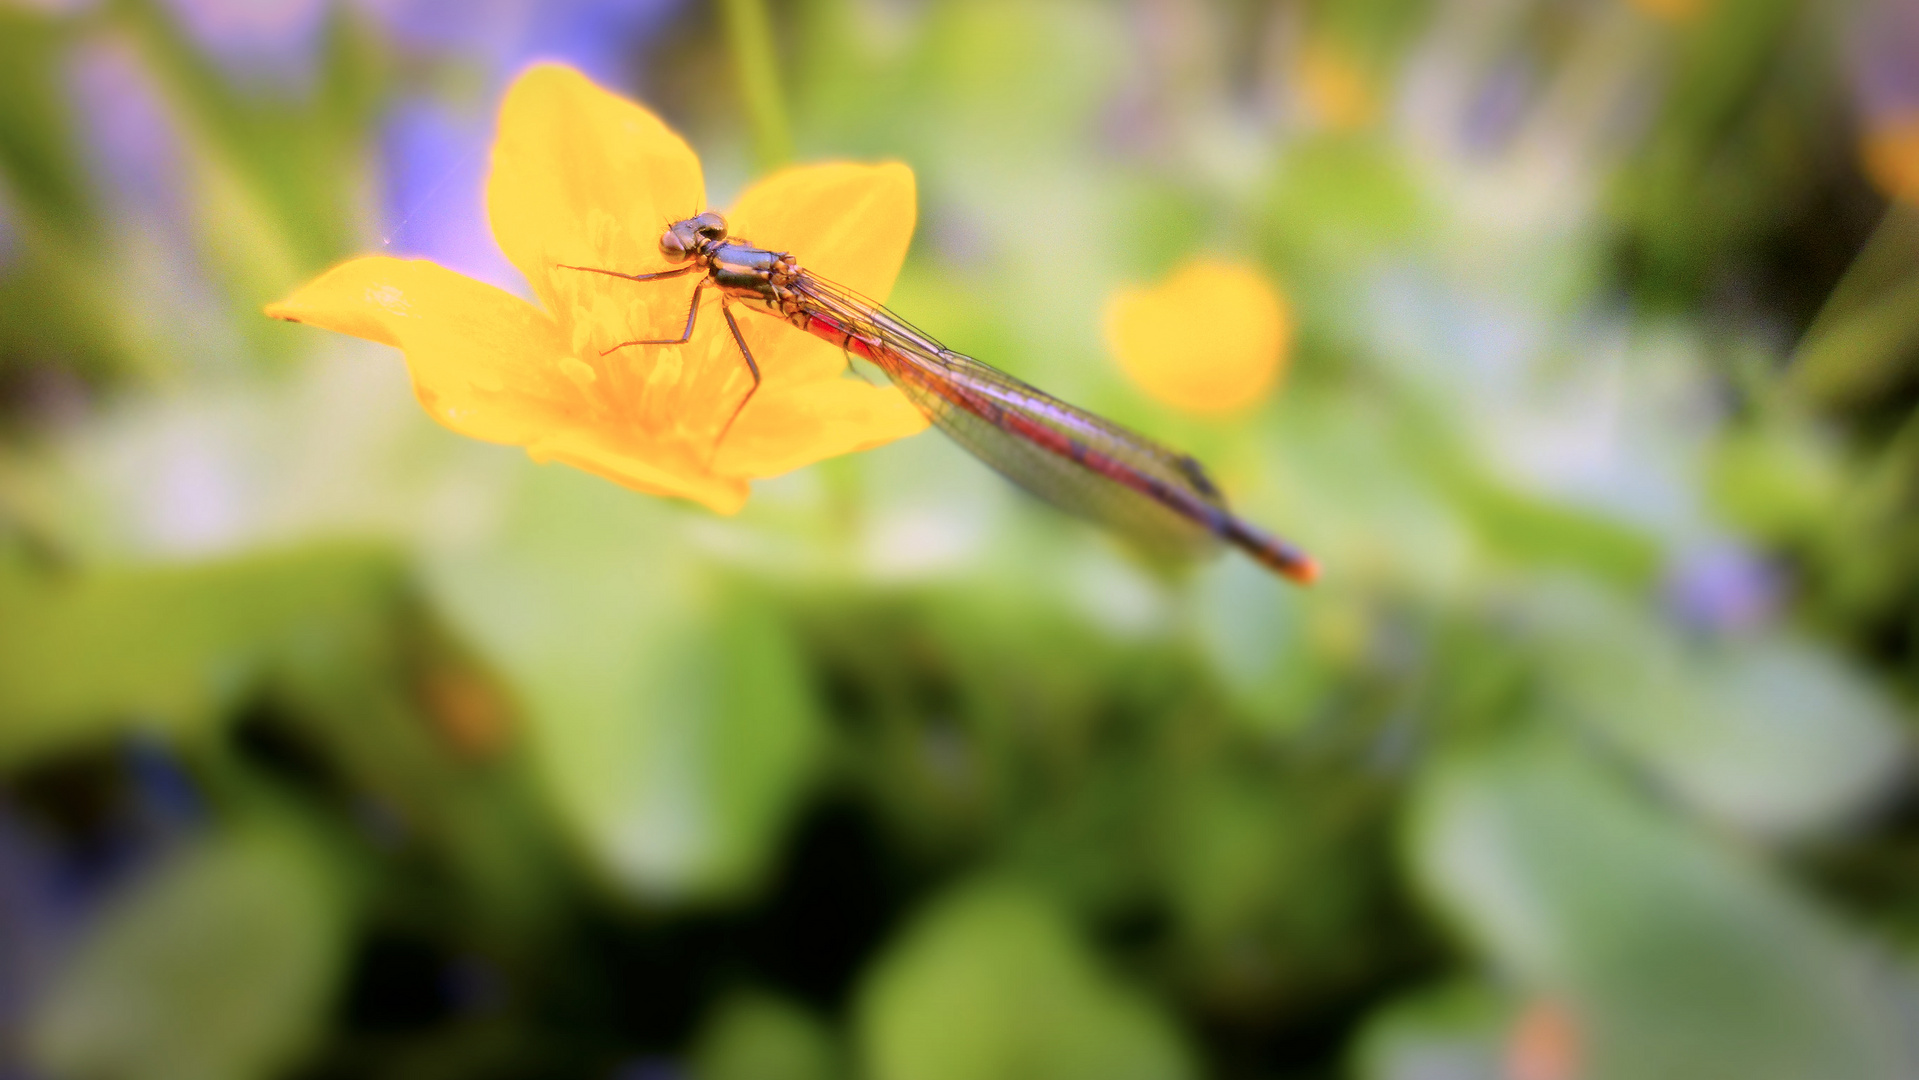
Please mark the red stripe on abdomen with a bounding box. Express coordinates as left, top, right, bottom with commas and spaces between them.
795, 311, 1315, 582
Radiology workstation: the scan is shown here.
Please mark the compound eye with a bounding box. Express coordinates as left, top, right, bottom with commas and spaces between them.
659, 231, 690, 261
694, 211, 728, 240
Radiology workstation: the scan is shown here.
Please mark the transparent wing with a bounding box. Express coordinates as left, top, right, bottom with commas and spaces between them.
792, 273, 1230, 558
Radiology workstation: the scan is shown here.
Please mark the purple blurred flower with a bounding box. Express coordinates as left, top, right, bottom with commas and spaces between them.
362, 0, 679, 85
1460, 54, 1532, 155
1664, 544, 1783, 635
1847, 0, 1919, 202
0, 739, 202, 1051
0, 184, 16, 273
370, 0, 684, 291
146, 0, 683, 289
1848, 0, 1919, 124
0, 804, 75, 1039
155, 0, 330, 92
67, 33, 187, 222
156, 0, 683, 97
377, 97, 516, 287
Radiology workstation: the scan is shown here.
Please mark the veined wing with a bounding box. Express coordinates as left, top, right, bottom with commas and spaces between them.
790, 273, 1235, 560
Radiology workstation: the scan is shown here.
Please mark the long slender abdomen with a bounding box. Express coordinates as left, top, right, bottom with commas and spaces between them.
794, 311, 1317, 583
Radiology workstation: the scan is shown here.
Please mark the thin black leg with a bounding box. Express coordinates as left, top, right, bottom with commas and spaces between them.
599, 284, 705, 355
555, 263, 700, 284
714, 301, 763, 450
842, 343, 877, 385
835, 323, 876, 384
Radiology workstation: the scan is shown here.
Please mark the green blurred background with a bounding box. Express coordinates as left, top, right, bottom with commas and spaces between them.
3, 0, 1919, 1077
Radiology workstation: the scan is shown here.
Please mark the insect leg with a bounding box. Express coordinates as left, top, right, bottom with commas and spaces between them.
557, 263, 709, 353
836, 322, 878, 385
713, 300, 763, 451
599, 284, 706, 355
555, 264, 700, 283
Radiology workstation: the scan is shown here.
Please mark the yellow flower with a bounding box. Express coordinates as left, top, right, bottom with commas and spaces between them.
1862, 114, 1919, 206
1103, 260, 1292, 415
266, 64, 927, 514
1296, 39, 1379, 131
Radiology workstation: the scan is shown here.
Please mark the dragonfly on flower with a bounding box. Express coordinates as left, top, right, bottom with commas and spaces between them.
559, 212, 1318, 584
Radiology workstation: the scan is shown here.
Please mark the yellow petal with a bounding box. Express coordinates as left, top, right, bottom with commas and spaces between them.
527, 427, 751, 515
274, 69, 936, 518
487, 63, 705, 318
566, 287, 835, 450
1104, 261, 1291, 415
266, 256, 577, 445
728, 161, 916, 305
713, 378, 930, 479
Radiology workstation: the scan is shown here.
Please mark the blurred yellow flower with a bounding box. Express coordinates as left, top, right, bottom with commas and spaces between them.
1103, 261, 1292, 415
1862, 116, 1919, 206
266, 63, 926, 514
1297, 40, 1379, 131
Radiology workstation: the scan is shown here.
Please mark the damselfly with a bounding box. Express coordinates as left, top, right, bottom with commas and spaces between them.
560, 212, 1318, 584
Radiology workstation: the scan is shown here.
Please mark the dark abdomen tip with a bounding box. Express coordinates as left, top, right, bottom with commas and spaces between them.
1224, 517, 1318, 585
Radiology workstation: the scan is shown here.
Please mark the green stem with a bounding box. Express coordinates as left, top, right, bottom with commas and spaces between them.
720, 0, 794, 172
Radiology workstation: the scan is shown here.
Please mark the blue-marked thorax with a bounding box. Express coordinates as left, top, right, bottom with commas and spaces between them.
709, 243, 783, 297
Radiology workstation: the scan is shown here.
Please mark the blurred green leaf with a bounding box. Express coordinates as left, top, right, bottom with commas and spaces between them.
429, 472, 823, 900
798, 584, 1135, 855
0, 8, 146, 385
1191, 555, 1320, 724
920, 0, 1120, 154
1808, 416, 1919, 639
1163, 772, 1296, 946
1268, 391, 1477, 592
1611, 0, 1835, 303
0, 544, 403, 769
100, 0, 389, 365
0, 7, 96, 241
1456, 480, 1662, 587
1311, 0, 1435, 66
1351, 980, 1511, 1080
111, 0, 384, 272
856, 879, 1197, 1080
1707, 421, 1847, 542
26, 822, 350, 1080
1409, 742, 1914, 1080
1397, 396, 1664, 588
531, 583, 823, 900
1153, 765, 1399, 996
721, 0, 794, 171
1265, 135, 1427, 274
1659, 0, 1806, 141
1536, 590, 1907, 838
260, 599, 565, 944
693, 991, 844, 1080
1792, 275, 1919, 409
